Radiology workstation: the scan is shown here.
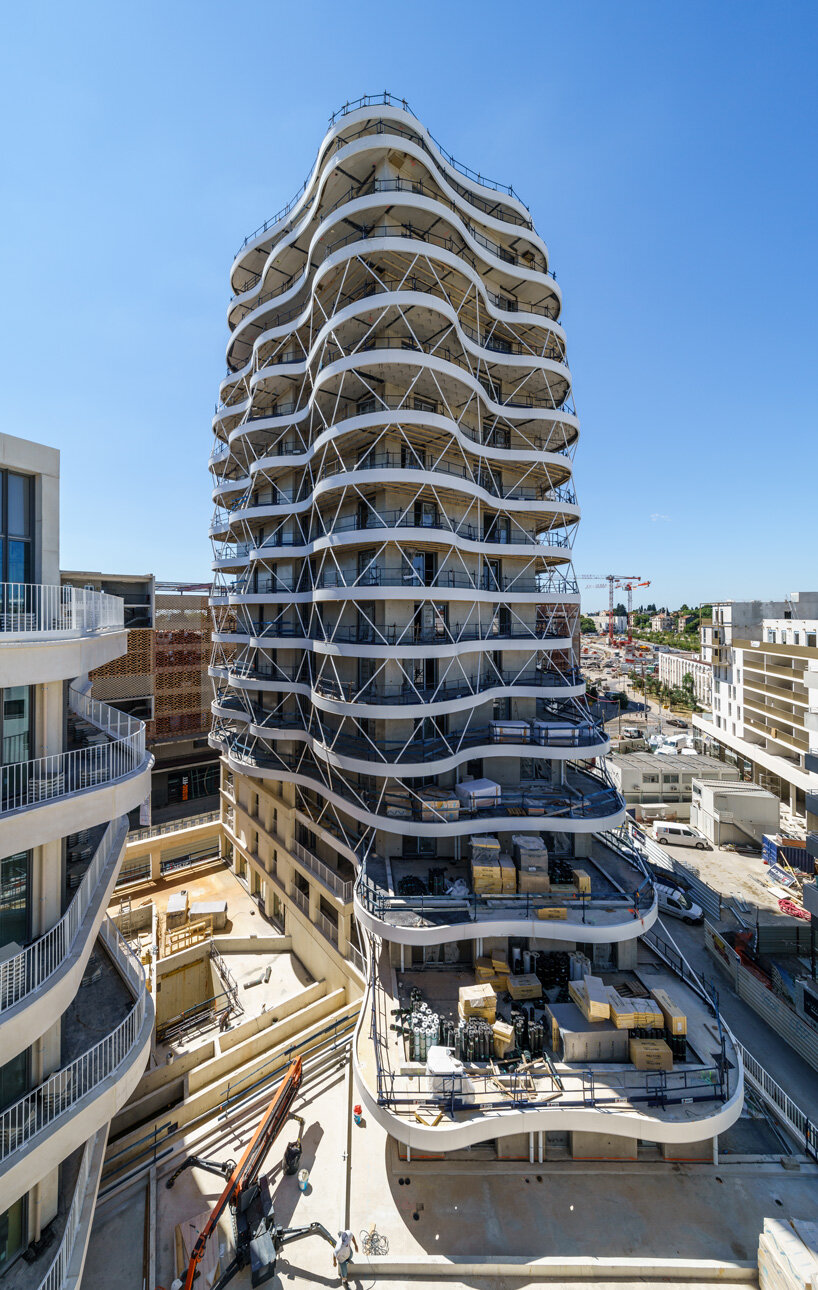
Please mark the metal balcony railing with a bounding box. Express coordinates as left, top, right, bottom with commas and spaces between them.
127, 809, 219, 843
35, 1131, 97, 1290
216, 665, 582, 706
290, 886, 310, 917
315, 910, 339, 948
0, 687, 147, 816
0, 584, 124, 639
291, 840, 354, 902
0, 819, 127, 1013
0, 920, 148, 1167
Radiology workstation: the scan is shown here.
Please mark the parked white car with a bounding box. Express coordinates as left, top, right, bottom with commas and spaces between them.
653, 821, 708, 850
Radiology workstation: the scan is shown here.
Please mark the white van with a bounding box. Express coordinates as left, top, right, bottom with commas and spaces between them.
653, 822, 707, 850
654, 880, 704, 923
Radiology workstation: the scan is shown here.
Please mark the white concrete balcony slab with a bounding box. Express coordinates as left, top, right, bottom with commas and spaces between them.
0, 919, 153, 1205
0, 584, 127, 686
0, 687, 153, 855
0, 818, 129, 1063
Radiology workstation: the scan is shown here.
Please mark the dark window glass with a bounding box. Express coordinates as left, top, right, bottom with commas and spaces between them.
0, 1051, 27, 1112
0, 851, 30, 949
0, 1195, 25, 1271
6, 475, 30, 537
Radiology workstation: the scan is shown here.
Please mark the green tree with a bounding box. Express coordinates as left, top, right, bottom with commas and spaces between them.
580, 615, 597, 633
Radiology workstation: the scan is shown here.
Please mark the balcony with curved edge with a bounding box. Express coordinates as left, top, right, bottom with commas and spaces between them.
0, 584, 127, 687
211, 622, 580, 659
0, 818, 129, 1064
229, 105, 539, 296
234, 95, 534, 270
211, 728, 625, 838
0, 686, 153, 856
219, 267, 568, 408
226, 214, 561, 370
209, 664, 585, 717
0, 917, 153, 1205
25, 1127, 108, 1290
354, 853, 657, 947
351, 929, 744, 1153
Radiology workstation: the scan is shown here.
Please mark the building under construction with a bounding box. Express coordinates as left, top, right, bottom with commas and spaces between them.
60, 571, 218, 821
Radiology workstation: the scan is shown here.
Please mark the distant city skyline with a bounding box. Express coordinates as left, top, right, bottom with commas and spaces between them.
1, 2, 815, 607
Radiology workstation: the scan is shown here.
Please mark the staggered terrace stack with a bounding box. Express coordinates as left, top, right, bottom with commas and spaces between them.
209, 95, 743, 1162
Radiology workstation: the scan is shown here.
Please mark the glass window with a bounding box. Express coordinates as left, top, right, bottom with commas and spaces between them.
6, 475, 30, 537
0, 851, 30, 949
0, 1195, 25, 1272
0, 470, 34, 585
0, 1051, 27, 1112
1, 688, 32, 765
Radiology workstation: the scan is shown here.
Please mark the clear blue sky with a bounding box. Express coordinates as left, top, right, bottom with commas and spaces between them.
1, 2, 815, 608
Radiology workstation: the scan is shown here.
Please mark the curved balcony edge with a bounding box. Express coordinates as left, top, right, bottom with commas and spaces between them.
32, 1126, 108, 1290
353, 887, 658, 948
213, 735, 626, 839
0, 919, 154, 1205
0, 818, 129, 1064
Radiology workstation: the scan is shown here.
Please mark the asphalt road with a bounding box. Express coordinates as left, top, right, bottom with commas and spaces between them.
655, 914, 818, 1125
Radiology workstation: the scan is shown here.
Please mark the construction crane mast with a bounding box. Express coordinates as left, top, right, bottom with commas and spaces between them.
579, 574, 642, 647
623, 580, 651, 646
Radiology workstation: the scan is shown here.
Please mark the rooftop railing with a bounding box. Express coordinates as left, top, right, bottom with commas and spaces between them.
235, 95, 531, 258
0, 584, 123, 639
0, 819, 127, 1014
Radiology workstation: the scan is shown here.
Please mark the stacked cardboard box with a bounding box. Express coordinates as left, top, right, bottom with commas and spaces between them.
573, 868, 592, 895
492, 1020, 515, 1059
416, 790, 459, 822
649, 988, 687, 1036
475, 957, 495, 982
512, 834, 551, 894
536, 905, 568, 920
491, 950, 510, 993
759, 1219, 818, 1290
497, 853, 517, 894
507, 973, 542, 1001
629, 1037, 673, 1071
458, 983, 497, 1023
569, 974, 611, 1022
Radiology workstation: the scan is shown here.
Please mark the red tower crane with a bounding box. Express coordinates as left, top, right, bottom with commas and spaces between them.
579, 574, 641, 647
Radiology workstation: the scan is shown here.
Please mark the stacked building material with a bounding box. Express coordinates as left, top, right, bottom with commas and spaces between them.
507, 973, 543, 1001
569, 974, 611, 1022
470, 835, 502, 894
573, 868, 592, 894
758, 1218, 818, 1290
492, 1020, 515, 1058
649, 988, 687, 1036
458, 982, 497, 1023
497, 853, 517, 893
416, 789, 460, 822
629, 1037, 673, 1070
512, 833, 551, 893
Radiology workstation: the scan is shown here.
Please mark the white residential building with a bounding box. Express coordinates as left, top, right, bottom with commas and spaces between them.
589, 613, 627, 636
0, 434, 153, 1284
650, 613, 674, 632
658, 652, 712, 707
608, 751, 738, 820
209, 93, 742, 1166
694, 593, 818, 816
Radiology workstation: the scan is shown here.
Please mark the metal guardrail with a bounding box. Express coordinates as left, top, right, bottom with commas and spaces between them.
35, 1131, 96, 1290
0, 920, 148, 1166
0, 819, 127, 1013
0, 686, 147, 816
374, 1063, 725, 1113
736, 1041, 817, 1161
291, 840, 354, 902
0, 583, 123, 638
127, 810, 219, 843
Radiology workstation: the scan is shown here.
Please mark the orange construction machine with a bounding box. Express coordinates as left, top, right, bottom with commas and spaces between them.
165, 1057, 334, 1290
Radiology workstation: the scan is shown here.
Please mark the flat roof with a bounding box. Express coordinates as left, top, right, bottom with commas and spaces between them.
611, 752, 735, 772
693, 778, 779, 798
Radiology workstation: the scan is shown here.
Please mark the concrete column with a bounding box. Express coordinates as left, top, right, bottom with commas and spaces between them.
308, 882, 321, 924
337, 908, 351, 957
617, 938, 638, 970
36, 679, 64, 759
150, 846, 162, 881
31, 840, 62, 938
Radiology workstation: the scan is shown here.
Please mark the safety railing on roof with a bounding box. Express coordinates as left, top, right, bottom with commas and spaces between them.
0, 584, 123, 639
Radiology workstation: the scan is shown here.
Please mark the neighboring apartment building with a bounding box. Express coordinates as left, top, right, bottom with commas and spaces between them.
0, 434, 153, 1282
658, 651, 712, 707
694, 593, 818, 815
650, 612, 674, 632
589, 613, 627, 636
61, 573, 218, 823
608, 751, 739, 821
208, 95, 742, 1163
